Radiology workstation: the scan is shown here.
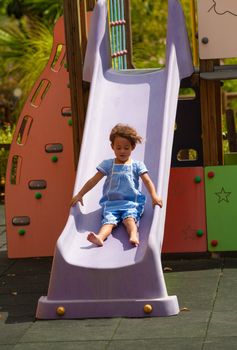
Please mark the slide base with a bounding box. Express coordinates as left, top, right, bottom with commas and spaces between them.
36, 296, 179, 319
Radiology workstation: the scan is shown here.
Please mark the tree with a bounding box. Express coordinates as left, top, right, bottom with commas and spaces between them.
0, 0, 63, 121
131, 0, 193, 68
6, 0, 63, 23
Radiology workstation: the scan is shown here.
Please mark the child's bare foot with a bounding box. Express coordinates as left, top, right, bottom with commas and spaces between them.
87, 232, 104, 246
129, 235, 139, 247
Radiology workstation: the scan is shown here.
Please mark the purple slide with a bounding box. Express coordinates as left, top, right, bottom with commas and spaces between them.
36, 0, 193, 319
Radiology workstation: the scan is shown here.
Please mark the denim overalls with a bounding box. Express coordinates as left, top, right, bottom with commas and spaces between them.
97, 159, 147, 225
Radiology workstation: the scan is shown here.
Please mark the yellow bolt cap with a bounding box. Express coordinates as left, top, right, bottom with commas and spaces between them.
56, 306, 65, 316
143, 304, 153, 314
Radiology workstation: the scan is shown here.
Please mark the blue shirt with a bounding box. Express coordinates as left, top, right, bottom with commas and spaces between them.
96, 159, 147, 206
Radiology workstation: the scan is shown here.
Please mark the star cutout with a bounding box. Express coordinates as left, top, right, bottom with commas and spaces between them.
182, 225, 196, 241
215, 187, 231, 203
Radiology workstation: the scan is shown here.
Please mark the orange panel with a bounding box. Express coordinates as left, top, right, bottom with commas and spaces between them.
5, 17, 75, 258
163, 167, 207, 253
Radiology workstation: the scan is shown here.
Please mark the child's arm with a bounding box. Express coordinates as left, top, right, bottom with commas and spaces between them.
70, 171, 104, 206
140, 173, 163, 208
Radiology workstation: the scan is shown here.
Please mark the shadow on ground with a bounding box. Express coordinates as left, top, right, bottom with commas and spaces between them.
0, 251, 52, 324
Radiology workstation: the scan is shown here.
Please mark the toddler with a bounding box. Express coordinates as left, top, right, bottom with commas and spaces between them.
71, 123, 162, 246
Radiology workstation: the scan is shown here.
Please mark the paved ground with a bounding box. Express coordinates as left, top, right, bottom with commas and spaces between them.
1, 203, 237, 349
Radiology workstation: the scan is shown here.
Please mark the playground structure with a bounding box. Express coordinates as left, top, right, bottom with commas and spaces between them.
36, 0, 193, 319
4, 0, 237, 317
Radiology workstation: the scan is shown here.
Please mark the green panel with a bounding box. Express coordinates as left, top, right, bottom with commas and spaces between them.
205, 166, 237, 251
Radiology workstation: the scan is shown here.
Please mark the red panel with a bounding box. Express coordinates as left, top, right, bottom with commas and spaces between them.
162, 167, 207, 253
5, 17, 75, 258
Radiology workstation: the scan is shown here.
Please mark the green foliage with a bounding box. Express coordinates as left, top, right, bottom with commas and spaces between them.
222, 58, 237, 111
6, 0, 63, 24
0, 16, 53, 118
0, 0, 63, 122
131, 0, 192, 68
0, 148, 9, 180
131, 0, 168, 68
0, 17, 53, 93
0, 0, 10, 15
0, 123, 14, 179
0, 123, 15, 144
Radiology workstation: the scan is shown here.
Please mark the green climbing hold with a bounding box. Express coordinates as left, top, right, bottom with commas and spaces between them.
194, 176, 202, 183
196, 229, 203, 237
68, 119, 73, 126
51, 155, 58, 163
35, 192, 42, 199
18, 229, 26, 236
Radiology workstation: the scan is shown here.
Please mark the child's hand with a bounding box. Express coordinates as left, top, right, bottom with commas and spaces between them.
70, 194, 84, 207
152, 195, 163, 208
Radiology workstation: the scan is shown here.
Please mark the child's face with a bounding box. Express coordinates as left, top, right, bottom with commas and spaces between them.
111, 136, 134, 164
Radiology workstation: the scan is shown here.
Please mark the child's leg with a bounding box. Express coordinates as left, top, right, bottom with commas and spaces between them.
123, 217, 139, 246
87, 224, 114, 246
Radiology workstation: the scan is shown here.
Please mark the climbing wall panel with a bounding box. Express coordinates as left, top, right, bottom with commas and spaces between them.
205, 165, 237, 252
163, 167, 207, 253
5, 17, 75, 258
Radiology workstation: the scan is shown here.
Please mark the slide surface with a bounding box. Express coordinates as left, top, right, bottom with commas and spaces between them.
37, 0, 193, 319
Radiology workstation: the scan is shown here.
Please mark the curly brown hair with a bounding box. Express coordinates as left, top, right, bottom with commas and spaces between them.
109, 124, 142, 147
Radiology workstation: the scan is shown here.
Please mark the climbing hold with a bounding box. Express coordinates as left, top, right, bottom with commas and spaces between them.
196, 229, 203, 237
12, 216, 30, 226
29, 180, 47, 190
211, 240, 218, 247
51, 155, 58, 163
194, 176, 201, 183
68, 119, 73, 126
143, 304, 153, 314
56, 306, 65, 316
35, 192, 42, 199
202, 37, 209, 44
45, 143, 63, 153
207, 171, 215, 179
18, 229, 26, 236
61, 108, 72, 117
